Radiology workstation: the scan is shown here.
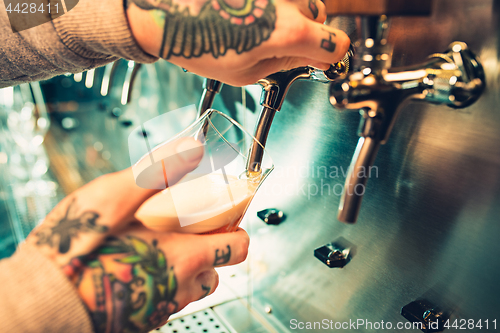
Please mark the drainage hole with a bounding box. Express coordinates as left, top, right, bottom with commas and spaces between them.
192, 315, 197, 319
180, 319, 184, 323
209, 318, 214, 322
185, 326, 190, 330
215, 325, 220, 328
168, 322, 173, 326
204, 311, 209, 315
198, 322, 202, 325
203, 329, 208, 332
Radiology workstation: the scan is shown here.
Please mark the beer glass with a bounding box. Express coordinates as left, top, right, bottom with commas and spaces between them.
133, 109, 273, 234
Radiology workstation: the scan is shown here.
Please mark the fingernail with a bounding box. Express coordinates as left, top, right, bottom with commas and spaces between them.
176, 139, 203, 162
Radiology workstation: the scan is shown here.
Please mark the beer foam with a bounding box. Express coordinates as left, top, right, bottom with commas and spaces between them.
136, 173, 256, 233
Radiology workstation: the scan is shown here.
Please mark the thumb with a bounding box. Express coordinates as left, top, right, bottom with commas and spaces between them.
272, 21, 350, 68
133, 137, 204, 190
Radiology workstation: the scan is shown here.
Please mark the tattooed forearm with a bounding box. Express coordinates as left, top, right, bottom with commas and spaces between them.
127, 0, 276, 59
320, 27, 336, 53
308, 0, 318, 19
64, 237, 178, 332
35, 198, 108, 254
213, 245, 231, 266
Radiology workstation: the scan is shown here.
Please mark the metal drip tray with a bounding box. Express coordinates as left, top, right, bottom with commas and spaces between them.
158, 309, 233, 333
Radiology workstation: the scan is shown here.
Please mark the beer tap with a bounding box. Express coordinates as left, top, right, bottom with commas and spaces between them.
99, 60, 142, 105
247, 53, 353, 174
100, 61, 120, 97
326, 3, 485, 223
198, 78, 223, 117
192, 50, 353, 171
121, 61, 142, 105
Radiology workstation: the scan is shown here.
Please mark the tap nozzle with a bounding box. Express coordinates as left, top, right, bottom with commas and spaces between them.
198, 78, 223, 118
247, 52, 355, 173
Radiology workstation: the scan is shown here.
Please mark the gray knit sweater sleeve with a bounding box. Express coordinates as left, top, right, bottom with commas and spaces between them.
0, 0, 158, 88
0, 1, 159, 331
0, 244, 94, 332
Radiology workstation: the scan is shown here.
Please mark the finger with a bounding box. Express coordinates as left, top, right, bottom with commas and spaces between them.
127, 137, 205, 221
171, 228, 250, 280
133, 137, 204, 192
234, 55, 332, 85
291, 0, 326, 23
58, 138, 203, 232
264, 20, 350, 68
206, 228, 250, 268
195, 269, 219, 300
298, 23, 350, 64
173, 269, 219, 312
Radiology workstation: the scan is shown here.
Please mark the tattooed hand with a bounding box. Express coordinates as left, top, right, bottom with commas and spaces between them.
22, 137, 252, 332
64, 226, 249, 332
126, 0, 350, 85
26, 137, 204, 266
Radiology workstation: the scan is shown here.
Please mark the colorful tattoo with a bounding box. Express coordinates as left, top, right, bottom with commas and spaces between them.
64, 237, 178, 333
35, 198, 108, 254
127, 0, 276, 59
309, 0, 318, 19
213, 245, 231, 266
320, 27, 336, 53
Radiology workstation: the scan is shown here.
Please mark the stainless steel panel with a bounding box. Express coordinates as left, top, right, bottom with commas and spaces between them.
235, 0, 500, 331
1, 1, 499, 331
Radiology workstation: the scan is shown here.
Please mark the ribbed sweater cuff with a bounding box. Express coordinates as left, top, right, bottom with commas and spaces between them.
0, 244, 93, 332
52, 0, 158, 63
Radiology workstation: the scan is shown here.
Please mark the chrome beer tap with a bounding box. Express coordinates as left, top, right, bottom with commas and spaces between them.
100, 61, 120, 97
247, 52, 353, 174
99, 60, 143, 105
198, 78, 223, 117
329, 15, 485, 223
121, 61, 142, 105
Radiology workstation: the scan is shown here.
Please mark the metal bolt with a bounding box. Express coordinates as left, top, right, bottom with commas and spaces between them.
314, 238, 353, 268
258, 209, 285, 225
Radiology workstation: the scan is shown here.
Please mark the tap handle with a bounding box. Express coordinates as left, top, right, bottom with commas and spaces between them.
397, 41, 486, 109
85, 69, 96, 89
311, 44, 356, 81
324, 0, 432, 16
121, 61, 142, 105
438, 42, 485, 108
101, 61, 120, 96
338, 137, 380, 223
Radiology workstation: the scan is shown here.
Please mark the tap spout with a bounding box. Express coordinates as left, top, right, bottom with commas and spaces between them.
121, 61, 142, 105
101, 61, 120, 96
246, 67, 311, 174
198, 78, 223, 117
246, 60, 353, 174
247, 106, 276, 173
338, 136, 380, 223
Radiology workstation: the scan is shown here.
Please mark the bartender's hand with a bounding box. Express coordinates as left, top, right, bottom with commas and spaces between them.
64, 226, 249, 332
25, 137, 250, 332
126, 0, 350, 86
